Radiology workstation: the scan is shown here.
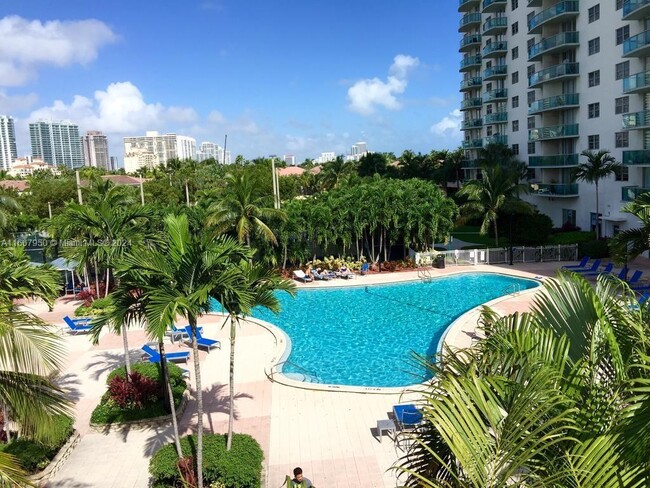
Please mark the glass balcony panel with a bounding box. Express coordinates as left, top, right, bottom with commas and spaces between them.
484, 111, 508, 124
623, 30, 650, 57
462, 138, 484, 149
460, 34, 482, 52
460, 55, 482, 71
528, 32, 579, 61
482, 17, 508, 34
528, 124, 579, 141
622, 186, 650, 201
528, 1, 579, 34
484, 135, 507, 145
528, 0, 542, 5
623, 0, 650, 20
528, 154, 579, 167
623, 71, 650, 94
460, 97, 483, 110
461, 118, 484, 130
622, 111, 650, 129
462, 159, 481, 168
483, 65, 507, 79
460, 12, 482, 31
483, 41, 507, 57
460, 77, 483, 91
482, 88, 508, 102
459, 0, 480, 12
528, 63, 579, 88
623, 150, 650, 165
533, 183, 579, 197
482, 0, 507, 12
528, 93, 579, 114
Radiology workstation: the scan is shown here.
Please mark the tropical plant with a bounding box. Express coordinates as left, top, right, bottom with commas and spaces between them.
0, 194, 19, 232
609, 191, 650, 263
319, 155, 354, 190
573, 149, 620, 239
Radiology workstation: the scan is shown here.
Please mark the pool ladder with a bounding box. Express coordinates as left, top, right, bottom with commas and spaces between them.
503, 283, 521, 296
418, 266, 432, 282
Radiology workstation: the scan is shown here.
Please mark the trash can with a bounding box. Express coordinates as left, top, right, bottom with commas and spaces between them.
435, 254, 445, 269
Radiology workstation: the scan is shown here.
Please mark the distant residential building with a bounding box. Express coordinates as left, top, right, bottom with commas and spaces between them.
348, 141, 368, 161
317, 152, 336, 164
283, 154, 296, 166
29, 120, 84, 169
8, 158, 61, 177
0, 115, 17, 171
0, 180, 30, 194
196, 141, 230, 164
277, 166, 321, 177
81, 131, 110, 169
123, 131, 196, 174
110, 156, 119, 171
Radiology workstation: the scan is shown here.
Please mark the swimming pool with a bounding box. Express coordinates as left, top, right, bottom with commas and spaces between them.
251, 273, 539, 388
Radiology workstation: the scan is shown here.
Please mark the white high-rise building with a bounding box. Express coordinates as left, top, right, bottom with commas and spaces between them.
123, 131, 196, 173
196, 141, 230, 164
29, 120, 84, 169
284, 154, 296, 166
458, 0, 650, 237
81, 131, 110, 169
317, 152, 336, 164
0, 115, 17, 171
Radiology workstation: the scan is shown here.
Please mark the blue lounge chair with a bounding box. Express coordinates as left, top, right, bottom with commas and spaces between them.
561, 256, 589, 270
141, 344, 190, 363
360, 263, 370, 275
581, 262, 614, 277
393, 404, 423, 430
170, 325, 203, 343
628, 270, 643, 285
614, 266, 630, 280
63, 316, 92, 334
571, 259, 601, 274
184, 326, 221, 351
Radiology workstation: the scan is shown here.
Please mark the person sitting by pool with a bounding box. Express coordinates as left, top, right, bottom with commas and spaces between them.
339, 266, 355, 279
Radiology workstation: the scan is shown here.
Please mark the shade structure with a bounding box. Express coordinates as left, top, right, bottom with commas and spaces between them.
49, 257, 79, 271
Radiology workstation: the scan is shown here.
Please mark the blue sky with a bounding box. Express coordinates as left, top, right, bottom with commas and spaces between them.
0, 0, 463, 164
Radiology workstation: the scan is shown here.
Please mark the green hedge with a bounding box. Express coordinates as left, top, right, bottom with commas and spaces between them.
578, 239, 610, 259
150, 434, 263, 488
75, 297, 113, 317
90, 362, 187, 425
0, 415, 74, 473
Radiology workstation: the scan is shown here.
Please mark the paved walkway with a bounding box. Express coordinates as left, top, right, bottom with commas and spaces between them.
37, 258, 650, 487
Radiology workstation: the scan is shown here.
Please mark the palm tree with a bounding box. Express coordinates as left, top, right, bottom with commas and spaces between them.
573, 150, 620, 239
458, 165, 529, 246
610, 192, 650, 262
219, 262, 295, 451
0, 194, 19, 233
319, 156, 354, 190
206, 173, 286, 247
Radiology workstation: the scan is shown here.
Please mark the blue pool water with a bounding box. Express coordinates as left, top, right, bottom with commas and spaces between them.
251, 273, 539, 388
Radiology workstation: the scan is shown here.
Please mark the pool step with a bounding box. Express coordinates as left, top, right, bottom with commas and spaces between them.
284, 372, 320, 383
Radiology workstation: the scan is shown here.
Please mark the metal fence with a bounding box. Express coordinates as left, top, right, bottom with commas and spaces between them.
412, 244, 578, 267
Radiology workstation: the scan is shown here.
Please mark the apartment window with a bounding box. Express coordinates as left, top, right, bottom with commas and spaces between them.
527, 64, 535, 78
512, 0, 518, 10
512, 96, 519, 108
616, 25, 630, 45
616, 61, 630, 80
512, 21, 519, 35
562, 209, 576, 227
616, 0, 624, 9
527, 91, 536, 104
615, 165, 629, 181
615, 96, 630, 114
588, 102, 600, 118
486, 126, 493, 136
527, 37, 535, 50
512, 143, 519, 155
512, 71, 519, 84
512, 46, 519, 60
588, 37, 600, 55
588, 135, 600, 150
512, 120, 519, 132
588, 4, 600, 23
528, 142, 536, 154
588, 70, 600, 87
615, 131, 629, 148
486, 104, 493, 114
527, 116, 536, 129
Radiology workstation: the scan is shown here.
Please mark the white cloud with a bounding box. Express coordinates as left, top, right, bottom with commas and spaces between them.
347, 54, 420, 115
0, 90, 38, 113
0, 16, 117, 86
207, 110, 225, 124
431, 109, 462, 139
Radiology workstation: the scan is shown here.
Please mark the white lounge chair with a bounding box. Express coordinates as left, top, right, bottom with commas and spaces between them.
293, 270, 313, 282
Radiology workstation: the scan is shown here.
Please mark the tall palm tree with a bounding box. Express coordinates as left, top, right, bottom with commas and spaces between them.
610, 192, 650, 262
0, 194, 19, 233
573, 149, 620, 239
206, 173, 286, 247
319, 156, 354, 190
219, 262, 295, 451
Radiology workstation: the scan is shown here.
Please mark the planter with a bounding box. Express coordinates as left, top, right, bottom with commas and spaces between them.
29, 431, 81, 487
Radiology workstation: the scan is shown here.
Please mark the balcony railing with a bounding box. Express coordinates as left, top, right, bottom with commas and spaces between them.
484, 135, 507, 145
528, 32, 579, 61
528, 154, 579, 167
532, 183, 579, 197
483, 16, 508, 34
463, 138, 484, 149
460, 34, 482, 51
460, 12, 482, 30
460, 97, 483, 110
460, 55, 482, 71
482, 88, 508, 102
528, 0, 542, 5
482, 0, 507, 12
529, 123, 579, 141
528, 1, 579, 34
623, 150, 650, 166
622, 186, 650, 201
528, 93, 579, 114
623, 30, 650, 57
483, 65, 507, 79
460, 77, 483, 91
622, 111, 650, 129
623, 71, 650, 94
462, 159, 481, 168
483, 41, 507, 57
528, 62, 579, 87
459, 0, 480, 12
461, 118, 484, 130
623, 0, 650, 20
484, 111, 508, 124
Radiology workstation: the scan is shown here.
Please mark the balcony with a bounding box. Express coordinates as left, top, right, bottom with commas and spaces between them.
463, 138, 484, 149
624, 30, 650, 58
482, 0, 507, 13
528, 123, 579, 141
484, 135, 507, 145
623, 0, 650, 20
484, 111, 508, 124
460, 97, 483, 110
462, 159, 481, 168
623, 71, 650, 94
623, 111, 650, 129
460, 12, 482, 31
461, 118, 484, 130
483, 41, 507, 57
528, 62, 579, 88
527, 0, 542, 5
459, 0, 480, 11
528, 93, 579, 114
460, 34, 482, 52
483, 17, 508, 35
483, 65, 507, 80
460, 55, 482, 71
482, 88, 508, 102
532, 183, 579, 197
528, 32, 579, 62
528, 1, 579, 34
622, 186, 650, 201
460, 76, 483, 91
528, 154, 579, 167
623, 150, 650, 166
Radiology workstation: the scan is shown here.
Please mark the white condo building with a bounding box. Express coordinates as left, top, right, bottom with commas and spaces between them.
196, 141, 231, 164
284, 154, 296, 166
123, 131, 196, 173
81, 131, 110, 169
459, 0, 650, 237
29, 120, 84, 170
0, 115, 17, 171
317, 152, 336, 164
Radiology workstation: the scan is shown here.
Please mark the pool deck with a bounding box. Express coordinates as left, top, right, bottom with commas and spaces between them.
31, 259, 650, 487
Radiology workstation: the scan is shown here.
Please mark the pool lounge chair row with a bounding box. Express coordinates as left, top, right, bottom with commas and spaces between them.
293, 264, 370, 283
561, 258, 644, 284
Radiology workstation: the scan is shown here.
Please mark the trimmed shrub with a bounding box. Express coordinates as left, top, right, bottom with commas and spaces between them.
150, 434, 263, 488
578, 239, 610, 259
107, 371, 161, 409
